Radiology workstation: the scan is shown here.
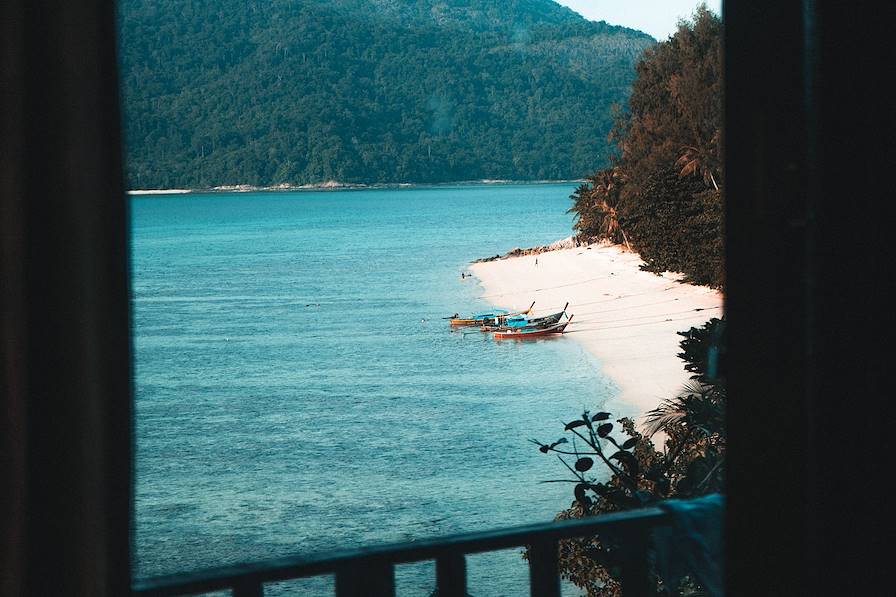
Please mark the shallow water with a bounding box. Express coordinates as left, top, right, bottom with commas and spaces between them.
131, 184, 616, 595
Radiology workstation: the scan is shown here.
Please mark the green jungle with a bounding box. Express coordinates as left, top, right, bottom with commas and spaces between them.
118, 0, 653, 188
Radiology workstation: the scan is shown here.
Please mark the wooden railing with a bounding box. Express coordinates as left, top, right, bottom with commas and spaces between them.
133, 505, 677, 596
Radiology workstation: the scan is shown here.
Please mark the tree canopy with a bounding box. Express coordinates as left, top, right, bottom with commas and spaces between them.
117, 0, 654, 189
569, 6, 723, 288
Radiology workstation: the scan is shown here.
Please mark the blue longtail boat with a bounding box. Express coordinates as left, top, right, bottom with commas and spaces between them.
480, 302, 569, 331
493, 314, 573, 339
448, 301, 535, 326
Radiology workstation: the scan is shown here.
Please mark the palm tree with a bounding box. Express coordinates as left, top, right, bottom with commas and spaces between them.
569, 167, 632, 249
676, 142, 720, 191
643, 380, 723, 437
643, 378, 726, 496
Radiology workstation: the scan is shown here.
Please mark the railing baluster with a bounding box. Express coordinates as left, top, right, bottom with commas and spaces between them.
618, 527, 653, 597
435, 552, 467, 597
232, 578, 263, 597
335, 560, 395, 597
528, 539, 560, 597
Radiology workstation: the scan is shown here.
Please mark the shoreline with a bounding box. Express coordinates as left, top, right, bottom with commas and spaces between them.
470, 241, 724, 424
127, 178, 583, 196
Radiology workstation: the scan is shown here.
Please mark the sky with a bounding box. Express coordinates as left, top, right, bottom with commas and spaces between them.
555, 1, 723, 40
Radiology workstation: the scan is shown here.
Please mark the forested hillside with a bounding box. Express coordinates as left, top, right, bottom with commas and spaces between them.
117, 0, 653, 189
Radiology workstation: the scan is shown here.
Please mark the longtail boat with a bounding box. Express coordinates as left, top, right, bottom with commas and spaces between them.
493, 315, 573, 339
449, 301, 535, 326
481, 302, 569, 332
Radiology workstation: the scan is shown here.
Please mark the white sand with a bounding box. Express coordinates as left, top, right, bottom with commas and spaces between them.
470, 242, 723, 424
128, 189, 192, 195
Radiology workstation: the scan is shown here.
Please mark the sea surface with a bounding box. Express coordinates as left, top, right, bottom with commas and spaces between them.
131, 183, 617, 596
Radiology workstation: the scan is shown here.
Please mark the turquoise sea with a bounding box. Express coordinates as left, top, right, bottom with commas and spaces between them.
131, 183, 616, 595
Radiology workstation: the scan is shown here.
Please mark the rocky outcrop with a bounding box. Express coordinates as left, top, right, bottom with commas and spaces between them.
472, 236, 588, 262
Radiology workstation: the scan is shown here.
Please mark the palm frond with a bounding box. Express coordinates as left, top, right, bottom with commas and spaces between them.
643, 381, 714, 436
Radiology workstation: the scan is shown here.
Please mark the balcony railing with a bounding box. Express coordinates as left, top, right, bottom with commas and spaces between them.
132, 504, 689, 597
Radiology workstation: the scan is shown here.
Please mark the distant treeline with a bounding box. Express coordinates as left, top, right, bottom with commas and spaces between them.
117, 0, 654, 189
568, 7, 723, 288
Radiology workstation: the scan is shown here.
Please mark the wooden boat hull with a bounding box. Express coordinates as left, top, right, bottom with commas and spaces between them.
450, 318, 481, 326
493, 316, 572, 339
482, 305, 568, 331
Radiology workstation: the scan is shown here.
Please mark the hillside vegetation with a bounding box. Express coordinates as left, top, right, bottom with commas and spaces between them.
568, 7, 723, 287
118, 0, 654, 189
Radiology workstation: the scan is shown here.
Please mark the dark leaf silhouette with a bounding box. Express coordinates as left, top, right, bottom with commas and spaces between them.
574, 483, 591, 507
609, 450, 639, 476
597, 423, 613, 437
645, 464, 665, 482
575, 457, 594, 472
605, 489, 634, 508
588, 482, 609, 496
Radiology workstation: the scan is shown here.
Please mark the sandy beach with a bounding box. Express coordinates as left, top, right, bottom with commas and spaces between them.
128, 189, 193, 195
470, 242, 724, 424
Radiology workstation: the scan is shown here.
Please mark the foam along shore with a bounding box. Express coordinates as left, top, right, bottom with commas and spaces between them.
470, 241, 724, 423
128, 189, 193, 195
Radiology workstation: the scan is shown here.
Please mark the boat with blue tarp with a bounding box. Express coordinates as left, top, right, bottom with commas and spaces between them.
481, 302, 569, 332
448, 301, 534, 326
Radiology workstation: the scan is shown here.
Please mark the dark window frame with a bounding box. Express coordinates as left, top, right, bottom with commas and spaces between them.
3, 1, 894, 595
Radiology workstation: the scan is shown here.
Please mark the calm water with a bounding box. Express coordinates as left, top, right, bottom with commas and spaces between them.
131, 184, 616, 596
